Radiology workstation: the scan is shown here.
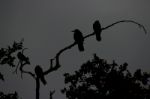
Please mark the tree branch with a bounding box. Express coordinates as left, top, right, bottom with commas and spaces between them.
102, 20, 147, 34
13, 19, 146, 99
43, 19, 147, 76
18, 19, 146, 80
20, 62, 35, 79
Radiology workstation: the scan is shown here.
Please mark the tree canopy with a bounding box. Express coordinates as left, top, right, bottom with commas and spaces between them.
62, 54, 150, 99
0, 91, 19, 99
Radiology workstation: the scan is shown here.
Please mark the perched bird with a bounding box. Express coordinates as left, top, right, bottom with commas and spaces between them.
93, 20, 102, 41
35, 65, 47, 85
72, 29, 84, 51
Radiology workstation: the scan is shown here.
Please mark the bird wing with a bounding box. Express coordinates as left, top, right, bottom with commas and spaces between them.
74, 31, 84, 43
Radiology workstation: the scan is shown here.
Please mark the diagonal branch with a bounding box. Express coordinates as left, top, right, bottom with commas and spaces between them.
43, 19, 147, 76
43, 59, 59, 75
43, 42, 77, 75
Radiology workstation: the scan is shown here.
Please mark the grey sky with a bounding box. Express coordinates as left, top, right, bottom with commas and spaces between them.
0, 0, 150, 99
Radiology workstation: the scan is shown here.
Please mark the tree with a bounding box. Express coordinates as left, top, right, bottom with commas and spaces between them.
0, 19, 147, 99
0, 40, 23, 99
62, 54, 150, 99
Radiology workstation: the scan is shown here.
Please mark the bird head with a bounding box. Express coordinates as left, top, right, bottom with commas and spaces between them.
94, 20, 100, 23
35, 65, 41, 69
71, 29, 80, 33
93, 20, 101, 27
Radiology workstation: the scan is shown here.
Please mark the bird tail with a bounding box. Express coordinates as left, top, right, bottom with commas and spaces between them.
41, 76, 47, 85
78, 43, 84, 51
95, 32, 101, 41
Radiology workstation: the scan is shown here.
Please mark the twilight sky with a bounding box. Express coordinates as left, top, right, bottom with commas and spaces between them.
0, 0, 150, 99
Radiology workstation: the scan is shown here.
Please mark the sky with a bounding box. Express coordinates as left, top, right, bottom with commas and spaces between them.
0, 0, 150, 99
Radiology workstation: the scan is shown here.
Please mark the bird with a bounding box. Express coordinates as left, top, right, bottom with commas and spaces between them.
93, 20, 102, 41
35, 65, 47, 85
72, 29, 84, 51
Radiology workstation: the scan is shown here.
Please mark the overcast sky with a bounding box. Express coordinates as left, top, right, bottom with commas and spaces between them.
0, 0, 150, 99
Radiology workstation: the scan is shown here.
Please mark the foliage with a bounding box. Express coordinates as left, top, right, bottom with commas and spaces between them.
0, 40, 24, 81
0, 19, 147, 99
62, 54, 150, 99
0, 41, 23, 99
0, 91, 19, 99
0, 40, 23, 67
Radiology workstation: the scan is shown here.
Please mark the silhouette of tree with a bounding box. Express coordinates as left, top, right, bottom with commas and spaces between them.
0, 40, 23, 99
0, 91, 19, 99
62, 54, 150, 99
0, 39, 24, 81
0, 19, 147, 99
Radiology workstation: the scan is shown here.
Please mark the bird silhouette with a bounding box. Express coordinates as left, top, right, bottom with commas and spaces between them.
35, 65, 47, 85
72, 29, 84, 51
93, 20, 102, 41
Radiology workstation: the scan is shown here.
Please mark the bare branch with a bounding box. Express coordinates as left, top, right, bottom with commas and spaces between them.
102, 20, 147, 34
43, 59, 60, 75
49, 90, 55, 99
14, 48, 35, 79
11, 19, 146, 99
18, 61, 35, 79
44, 19, 147, 76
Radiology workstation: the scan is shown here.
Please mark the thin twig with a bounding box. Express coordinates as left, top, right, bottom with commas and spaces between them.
20, 62, 35, 79
102, 20, 147, 34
